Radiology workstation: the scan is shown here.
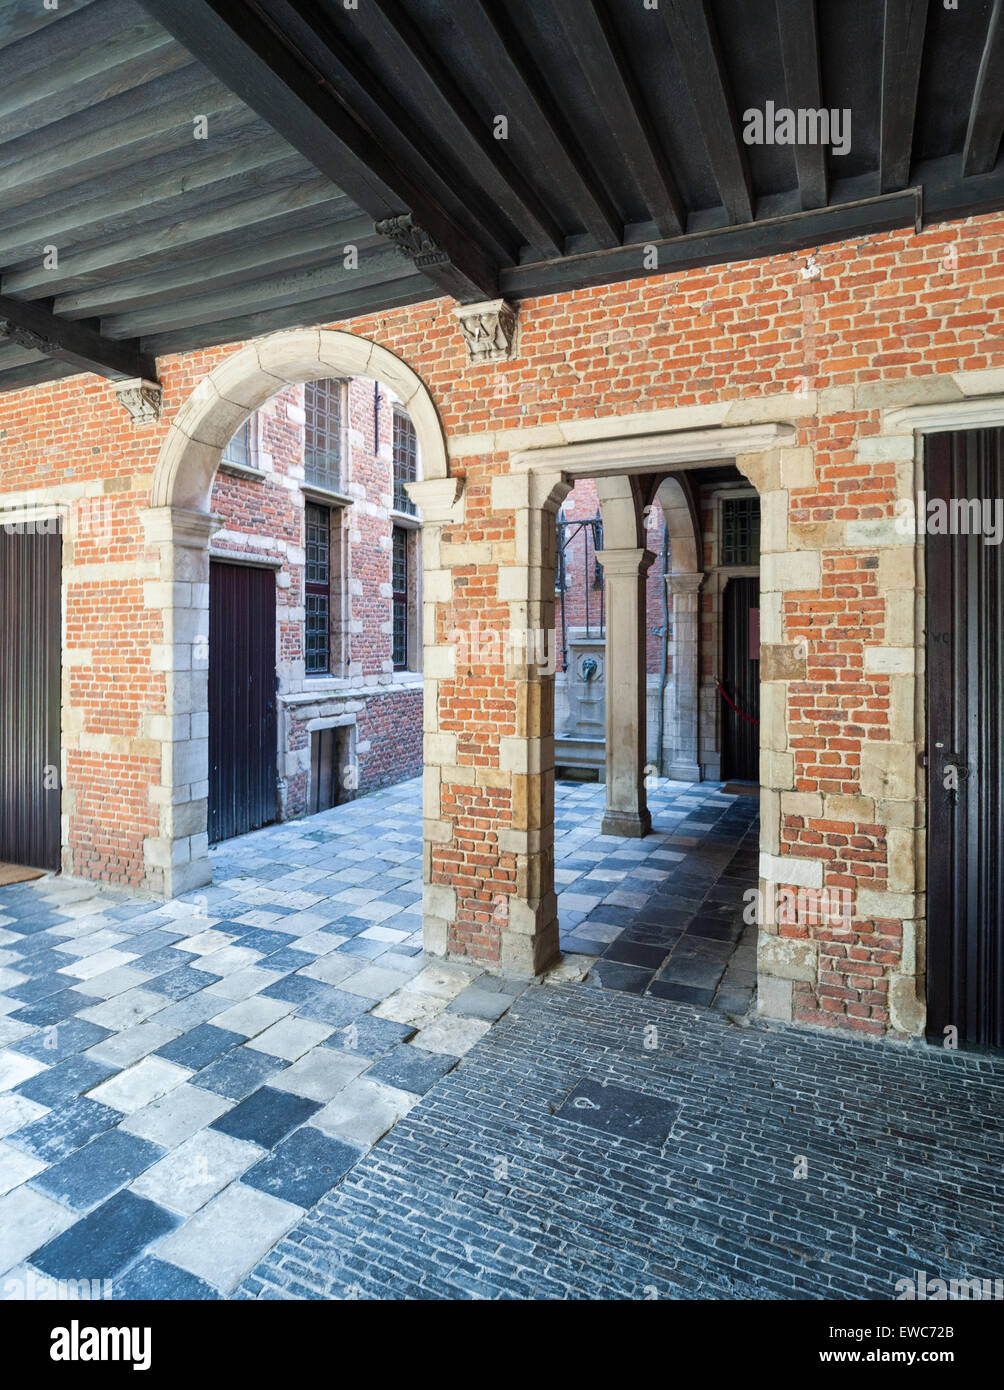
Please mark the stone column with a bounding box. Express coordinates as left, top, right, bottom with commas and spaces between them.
665, 571, 704, 781
596, 547, 654, 837
141, 505, 220, 898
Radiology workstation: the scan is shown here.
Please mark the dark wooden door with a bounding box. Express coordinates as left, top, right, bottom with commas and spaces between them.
926, 429, 1004, 1049
721, 576, 760, 782
208, 562, 277, 844
0, 527, 61, 870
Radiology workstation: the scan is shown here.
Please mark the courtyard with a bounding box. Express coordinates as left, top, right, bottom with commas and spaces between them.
0, 777, 756, 1298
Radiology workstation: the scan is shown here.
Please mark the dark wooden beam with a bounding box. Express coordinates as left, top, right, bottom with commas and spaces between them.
500, 190, 920, 299
963, 0, 1004, 177
465, 0, 622, 249
0, 360, 82, 394
880, 0, 929, 192
55, 217, 381, 320
0, 131, 297, 265
370, 0, 565, 256
663, 0, 753, 224
274, 0, 513, 266
0, 64, 243, 212
0, 0, 94, 53
135, 0, 498, 300
552, 0, 684, 237
100, 248, 415, 340
3, 180, 354, 299
775, 0, 827, 210
0, 3, 175, 134
139, 275, 434, 360
0, 293, 157, 381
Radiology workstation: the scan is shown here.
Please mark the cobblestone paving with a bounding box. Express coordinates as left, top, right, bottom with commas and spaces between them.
0, 775, 752, 1298
238, 984, 1004, 1301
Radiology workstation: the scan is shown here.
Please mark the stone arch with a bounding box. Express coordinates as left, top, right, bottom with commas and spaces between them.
152, 327, 449, 511
141, 326, 451, 901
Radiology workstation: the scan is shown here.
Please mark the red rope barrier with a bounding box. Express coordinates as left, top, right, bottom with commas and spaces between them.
715, 678, 760, 725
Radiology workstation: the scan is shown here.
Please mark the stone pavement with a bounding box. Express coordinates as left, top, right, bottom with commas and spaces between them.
0, 775, 754, 1298
238, 984, 1004, 1301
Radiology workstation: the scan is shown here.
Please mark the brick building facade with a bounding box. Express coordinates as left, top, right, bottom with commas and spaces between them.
3, 210, 1004, 1042
209, 375, 423, 823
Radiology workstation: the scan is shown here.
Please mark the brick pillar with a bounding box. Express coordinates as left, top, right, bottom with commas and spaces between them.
493, 469, 570, 975
141, 505, 220, 897
666, 571, 704, 781
596, 547, 654, 837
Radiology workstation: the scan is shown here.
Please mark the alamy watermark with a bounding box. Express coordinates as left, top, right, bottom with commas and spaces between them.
895, 492, 1004, 545
742, 101, 851, 157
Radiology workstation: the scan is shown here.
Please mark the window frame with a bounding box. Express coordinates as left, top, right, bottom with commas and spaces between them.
220, 414, 259, 473
304, 501, 332, 676
392, 408, 418, 516
391, 525, 409, 672
303, 378, 345, 494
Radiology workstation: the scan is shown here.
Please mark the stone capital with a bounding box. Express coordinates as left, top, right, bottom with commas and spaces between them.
141, 506, 222, 549
594, 547, 655, 578
404, 476, 464, 525
667, 571, 705, 596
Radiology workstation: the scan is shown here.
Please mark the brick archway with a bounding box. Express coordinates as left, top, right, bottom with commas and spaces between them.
140, 327, 456, 908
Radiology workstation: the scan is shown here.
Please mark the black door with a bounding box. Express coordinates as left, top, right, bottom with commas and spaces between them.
0, 527, 61, 870
208, 562, 277, 844
721, 576, 760, 782
926, 429, 1004, 1049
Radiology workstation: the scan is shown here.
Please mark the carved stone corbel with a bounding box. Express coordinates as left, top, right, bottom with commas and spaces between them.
374, 214, 451, 272
115, 378, 163, 424
453, 298, 518, 364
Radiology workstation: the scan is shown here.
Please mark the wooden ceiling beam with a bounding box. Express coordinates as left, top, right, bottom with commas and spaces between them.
880, 0, 929, 193
0, 292, 156, 381
775, 0, 827, 210
552, 0, 684, 237
963, 0, 1004, 177
136, 0, 498, 300
370, 0, 565, 256
662, 0, 753, 225
465, 0, 622, 249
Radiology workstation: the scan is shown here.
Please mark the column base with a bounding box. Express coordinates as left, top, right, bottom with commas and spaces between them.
665, 760, 701, 783
601, 807, 652, 838
499, 917, 560, 978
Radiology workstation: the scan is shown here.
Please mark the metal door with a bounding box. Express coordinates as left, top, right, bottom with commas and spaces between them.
926, 429, 1004, 1048
208, 561, 277, 843
0, 526, 61, 870
721, 576, 760, 782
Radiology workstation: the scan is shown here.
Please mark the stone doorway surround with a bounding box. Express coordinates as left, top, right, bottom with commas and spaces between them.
142, 328, 451, 905
498, 407, 794, 983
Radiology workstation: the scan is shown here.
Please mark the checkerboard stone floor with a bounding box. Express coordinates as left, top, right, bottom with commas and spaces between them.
0, 775, 756, 1299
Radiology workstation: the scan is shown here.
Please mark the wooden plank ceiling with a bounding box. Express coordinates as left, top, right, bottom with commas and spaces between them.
1, 0, 1003, 394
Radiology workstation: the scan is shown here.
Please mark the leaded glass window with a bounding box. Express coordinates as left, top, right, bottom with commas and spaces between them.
304, 379, 342, 492
305, 502, 330, 674
392, 527, 409, 670
721, 497, 760, 566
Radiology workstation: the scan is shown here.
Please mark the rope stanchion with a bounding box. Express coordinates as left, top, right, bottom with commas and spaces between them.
715, 677, 759, 725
